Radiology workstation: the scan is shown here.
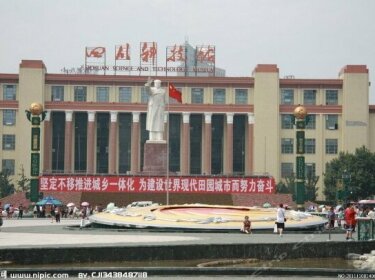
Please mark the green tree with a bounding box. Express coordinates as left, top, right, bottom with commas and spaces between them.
0, 171, 15, 198
276, 181, 289, 194
324, 146, 375, 202
276, 172, 319, 202
16, 165, 30, 192
305, 173, 319, 202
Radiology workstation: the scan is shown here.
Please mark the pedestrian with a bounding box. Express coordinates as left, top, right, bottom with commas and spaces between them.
344, 203, 356, 240
368, 208, 375, 219
240, 216, 252, 234
276, 203, 286, 237
360, 207, 369, 217
0, 205, 3, 230
8, 205, 14, 219
33, 205, 38, 218
50, 205, 55, 223
327, 207, 335, 229
55, 206, 61, 223
337, 208, 344, 227
5, 205, 10, 219
18, 204, 24, 219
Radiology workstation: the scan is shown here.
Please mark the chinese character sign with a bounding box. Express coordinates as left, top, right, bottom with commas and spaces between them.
85, 47, 106, 72
115, 44, 131, 60
140, 42, 157, 63
196, 45, 215, 63
39, 176, 275, 194
86, 47, 106, 58
166, 45, 186, 62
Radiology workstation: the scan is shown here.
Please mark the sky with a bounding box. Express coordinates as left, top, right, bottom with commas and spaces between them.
1, 0, 374, 103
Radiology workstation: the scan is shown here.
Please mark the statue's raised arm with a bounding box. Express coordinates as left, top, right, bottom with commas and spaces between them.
145, 79, 166, 142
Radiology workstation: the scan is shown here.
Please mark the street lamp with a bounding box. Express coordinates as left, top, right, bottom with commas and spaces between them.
293, 105, 308, 210
25, 102, 47, 202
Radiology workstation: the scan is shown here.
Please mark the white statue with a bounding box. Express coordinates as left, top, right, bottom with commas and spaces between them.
145, 78, 167, 141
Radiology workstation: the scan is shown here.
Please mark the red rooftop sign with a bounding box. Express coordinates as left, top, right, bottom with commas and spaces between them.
81, 42, 216, 76
39, 175, 275, 194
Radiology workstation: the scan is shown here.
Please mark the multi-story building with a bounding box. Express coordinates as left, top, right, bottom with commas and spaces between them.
0, 60, 372, 199
177, 41, 226, 77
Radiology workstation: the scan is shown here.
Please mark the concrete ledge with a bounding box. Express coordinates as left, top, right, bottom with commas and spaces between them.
1, 241, 375, 265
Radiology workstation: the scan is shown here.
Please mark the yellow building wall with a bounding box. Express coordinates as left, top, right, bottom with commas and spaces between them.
16, 64, 46, 183
369, 113, 375, 152
253, 70, 280, 179
340, 72, 369, 152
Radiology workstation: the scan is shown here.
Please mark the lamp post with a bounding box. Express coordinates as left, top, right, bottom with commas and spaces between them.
293, 105, 308, 210
25, 103, 47, 202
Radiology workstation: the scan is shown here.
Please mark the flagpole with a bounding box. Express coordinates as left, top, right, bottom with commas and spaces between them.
166, 81, 170, 205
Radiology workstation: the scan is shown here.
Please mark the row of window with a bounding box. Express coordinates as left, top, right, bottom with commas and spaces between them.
1, 110, 341, 130
52, 86, 249, 104
2, 84, 340, 105
281, 138, 338, 154
281, 89, 339, 105
2, 158, 321, 178
281, 162, 316, 178
281, 114, 339, 130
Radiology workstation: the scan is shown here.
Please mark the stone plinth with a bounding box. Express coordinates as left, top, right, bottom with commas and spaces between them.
142, 141, 168, 175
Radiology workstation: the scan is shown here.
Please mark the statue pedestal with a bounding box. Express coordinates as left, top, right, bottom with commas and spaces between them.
142, 141, 168, 175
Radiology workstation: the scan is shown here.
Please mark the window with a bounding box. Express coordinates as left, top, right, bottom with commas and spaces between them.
281, 89, 294, 105
305, 138, 316, 154
305, 163, 316, 178
190, 114, 203, 174
213, 88, 225, 104
326, 90, 338, 105
305, 115, 316, 129
74, 86, 87, 102
235, 89, 248, 104
281, 114, 294, 129
3, 110, 16, 125
281, 162, 293, 178
51, 86, 64, 101
119, 87, 132, 103
141, 87, 149, 103
96, 87, 109, 102
326, 115, 338, 130
2, 135, 15, 150
281, 138, 293, 154
191, 88, 203, 104
3, 85, 16, 100
303, 89, 316, 105
2, 159, 15, 175
326, 139, 338, 154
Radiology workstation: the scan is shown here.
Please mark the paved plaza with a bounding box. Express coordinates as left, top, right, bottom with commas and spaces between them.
0, 218, 346, 249
0, 218, 367, 280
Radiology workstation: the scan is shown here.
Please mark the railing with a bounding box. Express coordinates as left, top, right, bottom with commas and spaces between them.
357, 217, 375, 241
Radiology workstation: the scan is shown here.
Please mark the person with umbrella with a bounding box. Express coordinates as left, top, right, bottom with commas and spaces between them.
67, 203, 75, 218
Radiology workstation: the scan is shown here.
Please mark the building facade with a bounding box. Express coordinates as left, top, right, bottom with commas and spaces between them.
0, 60, 373, 199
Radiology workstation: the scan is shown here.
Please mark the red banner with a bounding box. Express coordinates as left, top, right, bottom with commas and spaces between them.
39, 176, 275, 194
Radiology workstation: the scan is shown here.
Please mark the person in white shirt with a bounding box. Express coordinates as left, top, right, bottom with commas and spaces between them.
276, 203, 287, 236
368, 208, 375, 219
